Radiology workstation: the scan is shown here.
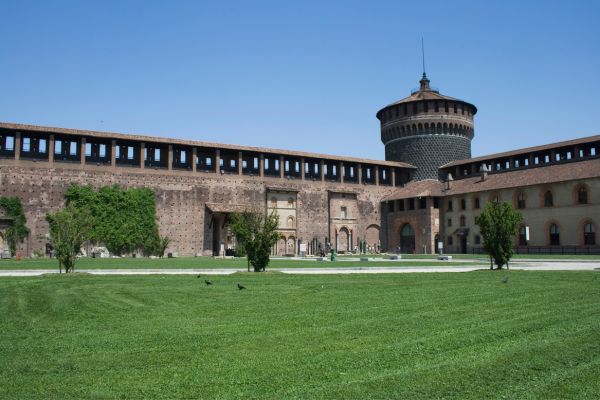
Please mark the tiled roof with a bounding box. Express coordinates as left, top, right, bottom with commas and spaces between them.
383, 179, 443, 201
442, 135, 600, 168
0, 122, 416, 169
444, 159, 600, 196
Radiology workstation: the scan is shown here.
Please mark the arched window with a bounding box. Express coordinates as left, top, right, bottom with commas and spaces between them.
473, 197, 480, 209
584, 223, 596, 245
578, 186, 588, 204
550, 223, 560, 246
270, 197, 277, 208
519, 225, 527, 246
287, 197, 294, 208
460, 215, 466, 227
517, 191, 526, 209
544, 190, 553, 207
399, 223, 415, 254
287, 216, 295, 229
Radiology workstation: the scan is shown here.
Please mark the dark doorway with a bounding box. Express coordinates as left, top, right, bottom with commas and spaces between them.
400, 223, 416, 253
460, 236, 467, 254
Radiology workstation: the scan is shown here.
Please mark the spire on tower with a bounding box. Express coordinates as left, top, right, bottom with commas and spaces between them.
419, 38, 430, 91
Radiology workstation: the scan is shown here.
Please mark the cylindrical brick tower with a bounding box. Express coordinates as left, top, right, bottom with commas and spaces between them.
377, 74, 477, 180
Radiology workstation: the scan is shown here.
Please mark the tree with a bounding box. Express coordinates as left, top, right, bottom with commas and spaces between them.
145, 234, 171, 258
229, 210, 281, 272
46, 205, 92, 273
0, 197, 29, 255
64, 184, 161, 256
476, 201, 523, 270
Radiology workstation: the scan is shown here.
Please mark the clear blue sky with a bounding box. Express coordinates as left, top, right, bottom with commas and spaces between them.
1, 0, 599, 160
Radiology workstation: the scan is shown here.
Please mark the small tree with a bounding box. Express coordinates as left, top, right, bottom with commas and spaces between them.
476, 201, 523, 270
229, 210, 281, 272
46, 205, 92, 273
0, 197, 29, 255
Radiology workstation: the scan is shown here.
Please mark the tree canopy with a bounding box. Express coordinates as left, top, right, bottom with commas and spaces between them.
229, 210, 281, 272
476, 201, 523, 269
0, 196, 29, 255
46, 205, 92, 273
64, 184, 166, 256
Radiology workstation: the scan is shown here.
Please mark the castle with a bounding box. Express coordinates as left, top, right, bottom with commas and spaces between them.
0, 75, 598, 256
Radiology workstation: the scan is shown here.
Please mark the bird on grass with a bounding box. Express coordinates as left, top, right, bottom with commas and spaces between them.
204, 280, 213, 286
502, 276, 509, 284
237, 283, 246, 290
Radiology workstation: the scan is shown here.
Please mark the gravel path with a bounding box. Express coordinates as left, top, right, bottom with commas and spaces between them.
0, 261, 598, 276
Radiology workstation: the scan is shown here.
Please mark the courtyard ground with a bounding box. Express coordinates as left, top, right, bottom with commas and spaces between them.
1, 271, 599, 399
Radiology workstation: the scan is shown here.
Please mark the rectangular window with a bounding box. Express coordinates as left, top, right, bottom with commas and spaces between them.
448, 218, 452, 227
23, 137, 31, 152
155, 148, 161, 162
180, 150, 186, 164
99, 144, 106, 158
398, 199, 405, 211
39, 139, 47, 153
69, 142, 77, 156
447, 200, 453, 211
447, 236, 453, 245
85, 143, 92, 157
5, 136, 14, 151
408, 198, 415, 210
475, 235, 481, 245
127, 146, 134, 160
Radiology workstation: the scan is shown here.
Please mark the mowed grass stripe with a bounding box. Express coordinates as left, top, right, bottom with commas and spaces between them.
1, 272, 599, 399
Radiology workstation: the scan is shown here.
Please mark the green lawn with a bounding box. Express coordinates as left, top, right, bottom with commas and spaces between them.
1, 272, 599, 399
0, 257, 484, 270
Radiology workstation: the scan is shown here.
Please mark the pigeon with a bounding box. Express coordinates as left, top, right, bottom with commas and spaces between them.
205, 280, 213, 286
502, 276, 509, 284
237, 283, 246, 290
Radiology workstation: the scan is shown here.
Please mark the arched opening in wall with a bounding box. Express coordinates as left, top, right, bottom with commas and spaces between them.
575, 185, 589, 205
436, 123, 442, 134
549, 223, 560, 246
583, 221, 596, 245
399, 223, 415, 254
270, 197, 278, 209
543, 190, 554, 207
277, 237, 286, 255
287, 197, 295, 208
519, 225, 528, 246
365, 224, 380, 253
287, 236, 296, 255
515, 191, 526, 209
337, 227, 349, 253
287, 216, 295, 229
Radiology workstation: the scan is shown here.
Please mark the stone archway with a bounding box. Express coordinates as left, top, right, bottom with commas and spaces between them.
287, 236, 296, 255
365, 224, 380, 251
277, 237, 286, 256
400, 223, 416, 254
337, 227, 349, 253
